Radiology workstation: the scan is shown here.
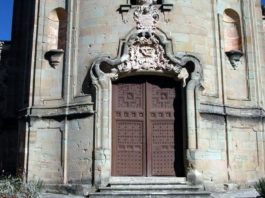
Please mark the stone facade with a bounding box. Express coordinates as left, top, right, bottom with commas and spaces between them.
5, 0, 265, 194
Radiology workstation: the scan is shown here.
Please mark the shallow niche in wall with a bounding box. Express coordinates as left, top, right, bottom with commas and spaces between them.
45, 8, 67, 68
223, 9, 243, 69
223, 9, 248, 100
41, 7, 67, 101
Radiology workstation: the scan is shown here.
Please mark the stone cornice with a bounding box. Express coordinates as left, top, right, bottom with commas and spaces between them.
199, 102, 265, 118
18, 102, 94, 119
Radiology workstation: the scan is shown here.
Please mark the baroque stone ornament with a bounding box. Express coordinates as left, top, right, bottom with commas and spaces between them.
90, 1, 197, 87
133, 1, 159, 33
105, 1, 188, 85
94, 33, 190, 87
112, 35, 184, 80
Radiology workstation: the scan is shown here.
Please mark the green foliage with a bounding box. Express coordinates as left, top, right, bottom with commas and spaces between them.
0, 175, 43, 198
255, 178, 265, 197
20, 179, 43, 198
0, 175, 22, 197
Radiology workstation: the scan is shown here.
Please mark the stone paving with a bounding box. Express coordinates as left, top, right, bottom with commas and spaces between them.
41, 193, 84, 198
41, 188, 260, 198
211, 188, 259, 198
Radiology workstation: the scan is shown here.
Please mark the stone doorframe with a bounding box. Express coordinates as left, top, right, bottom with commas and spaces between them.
89, 28, 203, 186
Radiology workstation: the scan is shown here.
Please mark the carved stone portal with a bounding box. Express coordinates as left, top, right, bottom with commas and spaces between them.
89, 2, 203, 187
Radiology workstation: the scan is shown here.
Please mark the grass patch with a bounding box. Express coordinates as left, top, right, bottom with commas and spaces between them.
255, 178, 265, 198
0, 175, 43, 198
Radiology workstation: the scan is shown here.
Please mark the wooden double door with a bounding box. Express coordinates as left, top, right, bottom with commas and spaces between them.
112, 76, 184, 177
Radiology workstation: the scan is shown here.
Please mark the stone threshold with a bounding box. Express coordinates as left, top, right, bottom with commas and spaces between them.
109, 177, 187, 185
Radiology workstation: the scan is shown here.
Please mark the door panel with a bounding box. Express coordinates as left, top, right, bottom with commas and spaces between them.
112, 79, 146, 176
112, 76, 181, 177
146, 79, 176, 176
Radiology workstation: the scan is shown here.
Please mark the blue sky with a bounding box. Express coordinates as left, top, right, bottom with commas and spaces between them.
0, 0, 14, 41
0, 0, 265, 41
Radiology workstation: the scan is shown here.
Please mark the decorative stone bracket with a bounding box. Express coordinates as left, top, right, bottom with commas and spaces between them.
225, 50, 243, 69
45, 49, 64, 68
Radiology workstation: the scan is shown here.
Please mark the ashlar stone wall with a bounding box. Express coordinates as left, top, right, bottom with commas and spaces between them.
15, 0, 265, 191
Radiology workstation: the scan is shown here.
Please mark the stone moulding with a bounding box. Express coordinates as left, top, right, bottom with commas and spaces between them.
199, 102, 265, 118
89, 28, 204, 187
18, 103, 94, 119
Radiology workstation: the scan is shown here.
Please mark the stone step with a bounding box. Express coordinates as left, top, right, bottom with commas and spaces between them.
89, 191, 212, 198
109, 177, 187, 185
99, 185, 201, 192
89, 177, 212, 197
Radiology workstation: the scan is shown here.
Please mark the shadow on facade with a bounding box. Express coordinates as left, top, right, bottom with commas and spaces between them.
0, 0, 37, 177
